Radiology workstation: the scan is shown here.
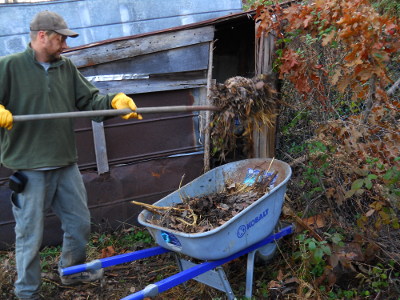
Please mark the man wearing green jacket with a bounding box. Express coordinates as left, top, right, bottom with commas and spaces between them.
0, 11, 141, 300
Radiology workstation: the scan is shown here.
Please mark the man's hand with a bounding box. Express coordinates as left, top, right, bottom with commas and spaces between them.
111, 93, 143, 120
0, 105, 13, 130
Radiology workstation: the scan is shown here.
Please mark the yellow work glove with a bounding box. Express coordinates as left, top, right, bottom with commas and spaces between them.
0, 105, 13, 130
111, 93, 142, 120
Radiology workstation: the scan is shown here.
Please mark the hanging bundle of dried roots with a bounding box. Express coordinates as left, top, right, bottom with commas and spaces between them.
209, 74, 277, 161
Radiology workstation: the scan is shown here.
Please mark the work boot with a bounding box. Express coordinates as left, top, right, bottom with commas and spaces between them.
60, 268, 104, 285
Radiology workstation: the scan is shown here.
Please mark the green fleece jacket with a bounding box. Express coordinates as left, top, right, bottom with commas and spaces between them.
0, 46, 116, 170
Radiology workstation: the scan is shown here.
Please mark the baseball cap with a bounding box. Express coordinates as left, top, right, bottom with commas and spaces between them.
30, 10, 79, 38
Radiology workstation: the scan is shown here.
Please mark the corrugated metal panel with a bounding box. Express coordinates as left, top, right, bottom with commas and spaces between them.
0, 0, 242, 56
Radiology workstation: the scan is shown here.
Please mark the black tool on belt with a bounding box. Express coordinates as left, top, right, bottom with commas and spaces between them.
9, 171, 28, 193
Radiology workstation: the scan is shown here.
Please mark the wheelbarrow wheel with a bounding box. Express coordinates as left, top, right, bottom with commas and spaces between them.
256, 220, 290, 263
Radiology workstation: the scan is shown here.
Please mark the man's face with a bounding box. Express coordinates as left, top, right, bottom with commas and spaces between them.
43, 32, 68, 61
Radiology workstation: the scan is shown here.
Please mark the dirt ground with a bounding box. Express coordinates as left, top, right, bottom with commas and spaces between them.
1, 237, 288, 300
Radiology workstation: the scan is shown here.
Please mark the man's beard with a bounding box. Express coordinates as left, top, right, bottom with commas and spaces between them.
48, 52, 61, 62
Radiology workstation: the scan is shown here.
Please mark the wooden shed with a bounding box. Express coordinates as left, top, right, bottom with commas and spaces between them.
0, 11, 259, 249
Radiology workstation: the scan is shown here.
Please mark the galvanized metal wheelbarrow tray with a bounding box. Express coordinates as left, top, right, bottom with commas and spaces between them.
61, 158, 293, 300
138, 158, 292, 260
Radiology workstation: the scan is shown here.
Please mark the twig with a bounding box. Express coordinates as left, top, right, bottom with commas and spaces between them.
266, 157, 275, 173
148, 265, 176, 275
263, 170, 278, 187
131, 201, 186, 214
42, 277, 77, 289
176, 208, 198, 227
235, 182, 255, 194
283, 196, 323, 242
282, 152, 307, 167
176, 216, 196, 226
387, 77, 400, 96
373, 291, 381, 300
178, 174, 185, 189
178, 174, 190, 204
362, 74, 376, 124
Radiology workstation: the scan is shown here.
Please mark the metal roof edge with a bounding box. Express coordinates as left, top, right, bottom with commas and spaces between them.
64, 10, 255, 53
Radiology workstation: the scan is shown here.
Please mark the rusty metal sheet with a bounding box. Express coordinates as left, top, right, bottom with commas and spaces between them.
0, 154, 203, 249
74, 89, 200, 169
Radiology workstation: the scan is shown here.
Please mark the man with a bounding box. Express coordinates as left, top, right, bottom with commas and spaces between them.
0, 11, 141, 300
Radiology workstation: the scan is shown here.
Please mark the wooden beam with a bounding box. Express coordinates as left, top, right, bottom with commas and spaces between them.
253, 26, 277, 158
203, 41, 214, 173
65, 26, 215, 68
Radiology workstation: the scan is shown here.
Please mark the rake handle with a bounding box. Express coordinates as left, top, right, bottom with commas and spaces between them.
12, 105, 219, 122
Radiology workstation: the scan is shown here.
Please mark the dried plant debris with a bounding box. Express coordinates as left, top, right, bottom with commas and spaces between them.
133, 169, 278, 234
210, 74, 277, 161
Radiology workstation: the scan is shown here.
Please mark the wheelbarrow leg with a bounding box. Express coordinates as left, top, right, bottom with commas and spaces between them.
246, 242, 278, 298
216, 266, 235, 300
175, 254, 235, 300
245, 250, 257, 299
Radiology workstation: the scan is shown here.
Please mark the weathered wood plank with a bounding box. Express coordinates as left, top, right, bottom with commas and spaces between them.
94, 78, 208, 94
79, 43, 210, 76
253, 25, 277, 158
203, 41, 214, 172
65, 26, 215, 68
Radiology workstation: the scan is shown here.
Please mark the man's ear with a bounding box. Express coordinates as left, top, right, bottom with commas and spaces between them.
37, 31, 47, 42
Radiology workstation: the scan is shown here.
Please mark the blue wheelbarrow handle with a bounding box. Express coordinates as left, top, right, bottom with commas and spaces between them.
121, 225, 294, 300
60, 246, 170, 276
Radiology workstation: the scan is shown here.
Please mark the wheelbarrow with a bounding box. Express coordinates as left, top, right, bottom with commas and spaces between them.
61, 158, 293, 299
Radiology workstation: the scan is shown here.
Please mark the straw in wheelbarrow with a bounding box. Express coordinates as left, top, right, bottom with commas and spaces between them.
132, 161, 278, 233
